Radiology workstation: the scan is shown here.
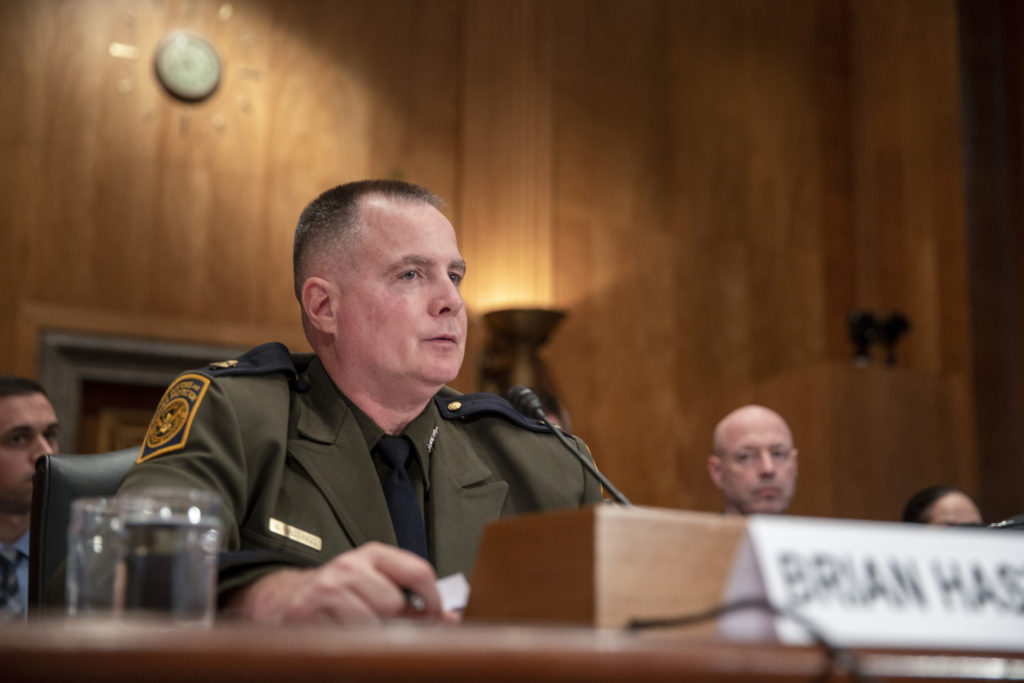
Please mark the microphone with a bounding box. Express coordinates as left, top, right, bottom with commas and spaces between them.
508, 385, 631, 506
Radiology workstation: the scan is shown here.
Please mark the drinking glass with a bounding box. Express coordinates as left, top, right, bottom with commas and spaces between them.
115, 487, 223, 625
66, 496, 122, 616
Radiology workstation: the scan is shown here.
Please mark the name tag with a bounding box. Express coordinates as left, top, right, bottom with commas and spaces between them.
720, 515, 1024, 652
268, 517, 323, 551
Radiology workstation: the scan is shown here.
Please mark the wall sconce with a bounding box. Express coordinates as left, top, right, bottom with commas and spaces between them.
879, 312, 911, 366
847, 309, 911, 367
848, 310, 880, 367
478, 308, 565, 400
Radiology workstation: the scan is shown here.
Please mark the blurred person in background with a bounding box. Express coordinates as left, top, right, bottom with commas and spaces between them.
902, 485, 983, 526
707, 404, 798, 515
0, 377, 59, 620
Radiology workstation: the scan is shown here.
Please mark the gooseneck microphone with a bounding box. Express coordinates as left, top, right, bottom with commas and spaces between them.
508, 385, 632, 506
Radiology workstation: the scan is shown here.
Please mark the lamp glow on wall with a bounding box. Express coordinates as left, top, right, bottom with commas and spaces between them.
478, 307, 565, 410
457, 192, 565, 412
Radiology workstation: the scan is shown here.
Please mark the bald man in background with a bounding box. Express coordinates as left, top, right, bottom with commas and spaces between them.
707, 405, 798, 515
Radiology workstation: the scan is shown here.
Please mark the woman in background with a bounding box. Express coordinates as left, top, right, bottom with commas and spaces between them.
902, 485, 983, 526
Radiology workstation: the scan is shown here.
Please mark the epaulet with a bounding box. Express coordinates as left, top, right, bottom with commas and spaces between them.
138, 343, 305, 464
205, 342, 311, 391
434, 392, 556, 434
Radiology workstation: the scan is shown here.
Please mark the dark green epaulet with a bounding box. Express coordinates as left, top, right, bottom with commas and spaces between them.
434, 392, 557, 433
205, 342, 310, 391
138, 343, 308, 464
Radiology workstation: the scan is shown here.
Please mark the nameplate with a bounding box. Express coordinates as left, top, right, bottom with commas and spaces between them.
268, 518, 323, 551
719, 515, 1024, 652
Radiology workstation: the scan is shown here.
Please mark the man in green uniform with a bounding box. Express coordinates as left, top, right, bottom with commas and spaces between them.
119, 180, 603, 624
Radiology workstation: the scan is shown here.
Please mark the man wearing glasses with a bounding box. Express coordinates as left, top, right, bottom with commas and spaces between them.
707, 405, 798, 516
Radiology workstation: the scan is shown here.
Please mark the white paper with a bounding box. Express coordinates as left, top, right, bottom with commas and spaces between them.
437, 572, 470, 611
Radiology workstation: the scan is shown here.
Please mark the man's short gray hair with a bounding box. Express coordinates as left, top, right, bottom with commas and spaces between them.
292, 179, 445, 301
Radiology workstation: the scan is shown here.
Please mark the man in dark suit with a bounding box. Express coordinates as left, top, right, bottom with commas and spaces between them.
0, 377, 59, 620
120, 180, 602, 624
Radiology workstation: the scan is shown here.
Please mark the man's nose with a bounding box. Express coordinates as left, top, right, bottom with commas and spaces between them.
757, 450, 776, 475
31, 434, 56, 462
432, 279, 465, 317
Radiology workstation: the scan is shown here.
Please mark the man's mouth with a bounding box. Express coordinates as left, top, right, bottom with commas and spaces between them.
755, 486, 781, 498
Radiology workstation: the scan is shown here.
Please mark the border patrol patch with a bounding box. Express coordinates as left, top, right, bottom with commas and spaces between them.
137, 373, 211, 463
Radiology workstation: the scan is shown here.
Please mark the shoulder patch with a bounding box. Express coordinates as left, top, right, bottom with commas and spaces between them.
434, 392, 558, 433
137, 373, 211, 463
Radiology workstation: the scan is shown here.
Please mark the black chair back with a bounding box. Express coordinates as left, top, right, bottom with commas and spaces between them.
28, 448, 138, 612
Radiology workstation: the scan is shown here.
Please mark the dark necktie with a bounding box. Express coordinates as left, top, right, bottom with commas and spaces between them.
0, 548, 22, 620
375, 435, 429, 560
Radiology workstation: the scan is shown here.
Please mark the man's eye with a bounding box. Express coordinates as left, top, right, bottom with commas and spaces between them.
400, 271, 418, 280
449, 272, 463, 286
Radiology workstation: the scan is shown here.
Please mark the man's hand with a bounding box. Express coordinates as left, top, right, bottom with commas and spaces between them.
227, 542, 461, 624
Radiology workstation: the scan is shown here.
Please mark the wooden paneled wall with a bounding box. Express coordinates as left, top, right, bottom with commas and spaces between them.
1, 0, 462, 364
958, 0, 1024, 524
1, 0, 1009, 520
544, 0, 977, 518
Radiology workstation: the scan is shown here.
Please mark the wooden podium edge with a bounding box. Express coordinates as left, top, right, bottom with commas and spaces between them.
464, 505, 746, 631
465, 505, 599, 625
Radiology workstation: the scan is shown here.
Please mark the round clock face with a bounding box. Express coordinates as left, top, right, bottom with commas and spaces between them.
153, 30, 222, 102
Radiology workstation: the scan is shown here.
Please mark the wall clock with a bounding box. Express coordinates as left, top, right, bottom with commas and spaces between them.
153, 30, 222, 102
107, 4, 263, 136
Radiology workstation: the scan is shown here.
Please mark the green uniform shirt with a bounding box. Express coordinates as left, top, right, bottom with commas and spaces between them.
119, 343, 604, 598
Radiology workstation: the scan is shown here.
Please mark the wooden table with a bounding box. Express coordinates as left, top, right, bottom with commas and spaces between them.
3, 618, 1023, 682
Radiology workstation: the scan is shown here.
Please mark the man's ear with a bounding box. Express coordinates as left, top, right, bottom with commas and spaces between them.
301, 276, 338, 336
707, 454, 723, 489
